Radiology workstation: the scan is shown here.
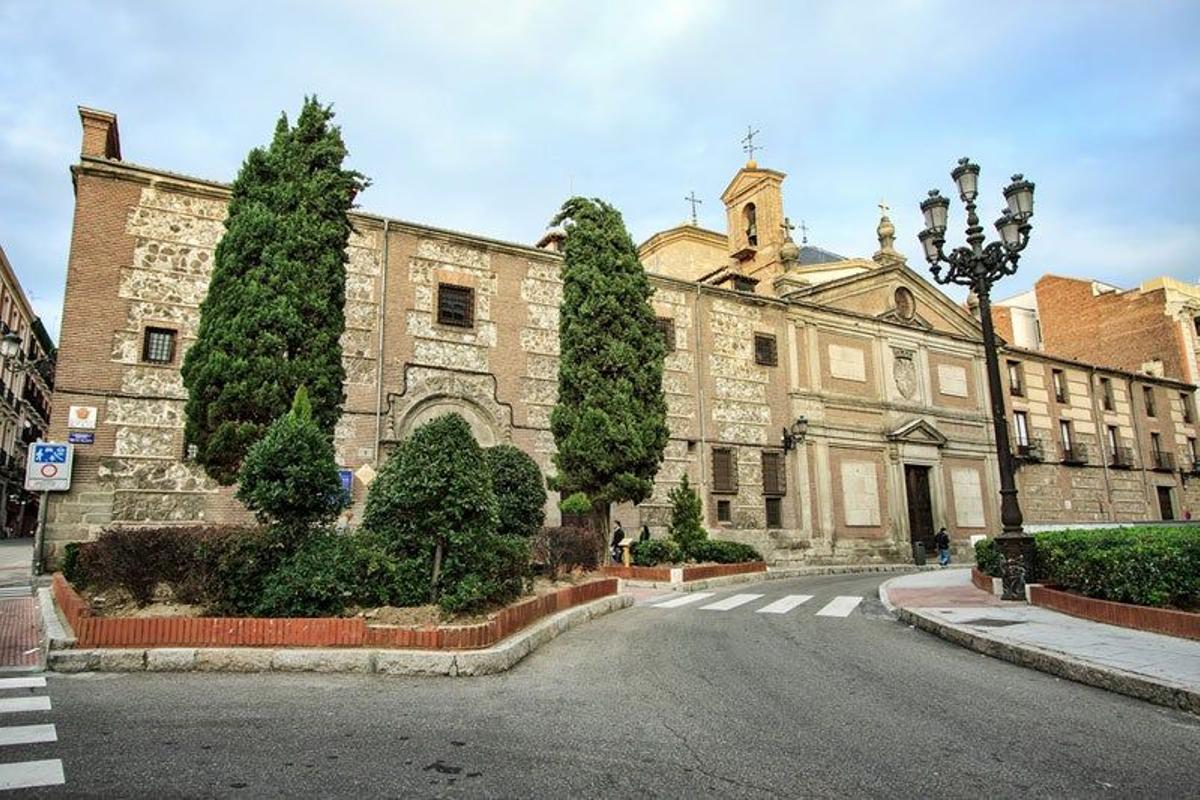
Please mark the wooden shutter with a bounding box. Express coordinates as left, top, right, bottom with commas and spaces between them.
656, 317, 676, 353
712, 448, 737, 494
437, 284, 475, 328
761, 451, 786, 496
754, 334, 778, 366
765, 497, 783, 528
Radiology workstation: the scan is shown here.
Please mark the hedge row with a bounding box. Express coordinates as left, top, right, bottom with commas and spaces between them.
630, 537, 761, 567
974, 526, 1200, 610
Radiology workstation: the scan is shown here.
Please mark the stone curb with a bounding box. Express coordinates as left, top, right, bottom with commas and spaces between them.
37, 587, 74, 652
47, 593, 633, 677
625, 563, 937, 593
877, 579, 1200, 716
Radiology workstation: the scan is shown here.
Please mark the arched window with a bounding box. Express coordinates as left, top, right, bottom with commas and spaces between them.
743, 203, 758, 246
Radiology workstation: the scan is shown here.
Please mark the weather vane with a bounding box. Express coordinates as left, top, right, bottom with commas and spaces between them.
741, 126, 761, 162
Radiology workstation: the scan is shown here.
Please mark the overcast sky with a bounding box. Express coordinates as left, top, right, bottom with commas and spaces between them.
2, 1, 1198, 340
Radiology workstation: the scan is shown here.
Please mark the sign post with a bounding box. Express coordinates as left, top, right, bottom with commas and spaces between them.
25, 442, 75, 576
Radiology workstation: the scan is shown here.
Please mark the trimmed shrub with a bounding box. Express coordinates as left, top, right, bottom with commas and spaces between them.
631, 538, 682, 566
485, 444, 547, 539
254, 531, 378, 618
362, 413, 522, 612
667, 475, 707, 556
974, 538, 1003, 578
60, 542, 85, 587
687, 539, 762, 564
532, 526, 600, 578
559, 492, 592, 516
1034, 526, 1200, 610
196, 527, 291, 615
236, 387, 344, 534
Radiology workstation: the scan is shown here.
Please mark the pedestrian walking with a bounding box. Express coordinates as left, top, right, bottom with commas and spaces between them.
610, 521, 626, 563
639, 524, 651, 542
934, 527, 951, 566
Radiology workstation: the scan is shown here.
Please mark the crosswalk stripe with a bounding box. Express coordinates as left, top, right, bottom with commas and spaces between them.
0, 677, 46, 691
0, 724, 57, 747
0, 759, 65, 790
651, 592, 715, 608
755, 594, 814, 614
0, 696, 51, 714
700, 594, 764, 611
815, 596, 863, 617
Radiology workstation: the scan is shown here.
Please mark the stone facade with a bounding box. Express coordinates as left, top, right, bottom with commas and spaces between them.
42, 109, 1199, 566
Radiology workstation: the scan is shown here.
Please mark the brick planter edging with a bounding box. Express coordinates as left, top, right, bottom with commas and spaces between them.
50, 573, 619, 650
603, 561, 767, 583
1028, 585, 1200, 641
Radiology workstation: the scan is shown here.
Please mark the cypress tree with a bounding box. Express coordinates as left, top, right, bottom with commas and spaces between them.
182, 97, 368, 484
549, 197, 669, 547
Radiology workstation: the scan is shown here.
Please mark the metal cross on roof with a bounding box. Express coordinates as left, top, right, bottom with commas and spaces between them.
878, 199, 890, 217
685, 191, 703, 226
781, 217, 795, 241
741, 126, 761, 161
799, 219, 809, 244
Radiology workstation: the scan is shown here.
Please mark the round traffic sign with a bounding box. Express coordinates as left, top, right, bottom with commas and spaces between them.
40, 464, 59, 478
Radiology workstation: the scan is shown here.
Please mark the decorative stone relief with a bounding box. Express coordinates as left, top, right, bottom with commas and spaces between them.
893, 347, 917, 399
841, 460, 880, 526
937, 364, 969, 398
386, 368, 513, 443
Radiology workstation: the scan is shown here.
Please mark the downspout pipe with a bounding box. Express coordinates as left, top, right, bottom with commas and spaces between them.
1088, 365, 1115, 522
694, 282, 709, 498
373, 219, 390, 464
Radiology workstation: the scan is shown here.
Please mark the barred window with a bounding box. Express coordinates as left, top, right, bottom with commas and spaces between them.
142, 327, 176, 364
765, 497, 783, 529
712, 448, 737, 494
656, 317, 676, 353
437, 284, 475, 328
761, 451, 786, 496
754, 334, 778, 367
717, 500, 732, 523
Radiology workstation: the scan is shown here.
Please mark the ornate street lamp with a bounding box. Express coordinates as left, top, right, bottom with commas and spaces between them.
781, 417, 809, 452
918, 158, 1036, 600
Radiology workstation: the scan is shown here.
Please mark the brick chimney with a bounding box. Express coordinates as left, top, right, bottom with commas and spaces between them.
78, 106, 121, 160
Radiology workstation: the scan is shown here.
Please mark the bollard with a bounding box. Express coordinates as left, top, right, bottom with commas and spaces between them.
620, 540, 632, 567
913, 542, 927, 566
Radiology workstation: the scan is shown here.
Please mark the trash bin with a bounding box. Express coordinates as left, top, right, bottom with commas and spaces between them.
913, 542, 927, 566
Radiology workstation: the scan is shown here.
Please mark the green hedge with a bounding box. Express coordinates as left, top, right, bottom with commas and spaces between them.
631, 539, 681, 566
687, 539, 762, 564
1033, 526, 1199, 610
974, 539, 1003, 578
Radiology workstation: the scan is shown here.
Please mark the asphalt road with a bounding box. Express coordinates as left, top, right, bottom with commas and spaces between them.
8, 572, 1200, 798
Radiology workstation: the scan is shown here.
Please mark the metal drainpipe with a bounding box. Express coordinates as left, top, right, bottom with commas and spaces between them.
1088, 365, 1115, 522
372, 219, 390, 465
1126, 374, 1154, 518
693, 282, 709, 496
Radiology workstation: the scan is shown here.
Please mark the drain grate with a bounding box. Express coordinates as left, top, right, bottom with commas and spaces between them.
960, 617, 1026, 628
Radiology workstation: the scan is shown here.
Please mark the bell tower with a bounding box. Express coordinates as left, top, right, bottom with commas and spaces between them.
720, 158, 788, 286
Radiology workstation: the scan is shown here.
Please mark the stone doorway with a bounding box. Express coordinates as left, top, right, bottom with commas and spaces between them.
905, 464, 936, 557
1156, 485, 1174, 521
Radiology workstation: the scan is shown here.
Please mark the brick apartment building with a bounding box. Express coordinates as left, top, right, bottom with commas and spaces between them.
40, 107, 1200, 566
0, 244, 56, 536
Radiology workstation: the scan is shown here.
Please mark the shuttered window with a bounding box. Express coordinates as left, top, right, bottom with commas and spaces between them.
761, 451, 786, 496
656, 317, 676, 353
712, 448, 737, 494
765, 497, 783, 529
437, 284, 475, 328
754, 334, 778, 366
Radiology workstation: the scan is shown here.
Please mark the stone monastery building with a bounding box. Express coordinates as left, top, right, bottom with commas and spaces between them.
44, 108, 1200, 565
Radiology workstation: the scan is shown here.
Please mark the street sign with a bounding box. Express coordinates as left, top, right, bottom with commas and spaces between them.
338, 469, 354, 507
25, 442, 74, 492
68, 432, 95, 445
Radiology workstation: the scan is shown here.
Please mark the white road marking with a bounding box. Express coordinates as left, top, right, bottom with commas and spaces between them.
699, 594, 764, 611
0, 677, 46, 691
0, 696, 51, 714
815, 596, 864, 618
651, 592, 715, 608
756, 595, 814, 614
0, 759, 65, 790
0, 724, 57, 747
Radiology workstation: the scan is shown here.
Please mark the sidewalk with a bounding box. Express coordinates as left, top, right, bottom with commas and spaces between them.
0, 539, 40, 671
880, 568, 1200, 715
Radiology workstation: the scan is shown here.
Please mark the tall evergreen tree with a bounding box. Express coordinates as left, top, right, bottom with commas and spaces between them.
182, 97, 368, 484
549, 197, 669, 547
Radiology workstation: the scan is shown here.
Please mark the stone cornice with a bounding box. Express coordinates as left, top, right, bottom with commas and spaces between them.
1002, 344, 1197, 390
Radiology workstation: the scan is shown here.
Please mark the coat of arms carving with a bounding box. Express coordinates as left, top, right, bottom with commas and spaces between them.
893, 348, 917, 399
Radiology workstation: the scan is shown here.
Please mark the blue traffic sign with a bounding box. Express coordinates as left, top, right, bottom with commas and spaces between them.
34, 444, 68, 464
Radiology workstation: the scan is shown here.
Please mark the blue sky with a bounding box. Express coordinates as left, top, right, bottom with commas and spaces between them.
2, 0, 1198, 339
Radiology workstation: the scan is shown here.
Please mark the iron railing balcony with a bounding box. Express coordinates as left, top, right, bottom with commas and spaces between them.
1013, 439, 1044, 462
1109, 446, 1134, 469
1151, 451, 1175, 472
1062, 444, 1089, 465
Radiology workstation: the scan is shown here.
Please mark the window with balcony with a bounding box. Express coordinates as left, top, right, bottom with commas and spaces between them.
1013, 411, 1030, 447
1052, 369, 1068, 403
1007, 360, 1024, 396
1061, 419, 1086, 464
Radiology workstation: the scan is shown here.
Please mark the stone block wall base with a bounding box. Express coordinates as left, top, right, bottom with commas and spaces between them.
47, 594, 633, 676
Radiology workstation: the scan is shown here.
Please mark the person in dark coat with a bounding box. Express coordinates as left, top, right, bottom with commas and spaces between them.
610, 522, 626, 563
639, 525, 651, 542
934, 527, 951, 566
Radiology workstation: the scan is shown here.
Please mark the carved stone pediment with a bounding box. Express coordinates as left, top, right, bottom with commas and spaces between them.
877, 308, 933, 330
887, 418, 948, 447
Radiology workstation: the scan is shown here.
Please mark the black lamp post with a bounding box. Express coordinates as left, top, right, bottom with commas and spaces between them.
917, 158, 1036, 600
